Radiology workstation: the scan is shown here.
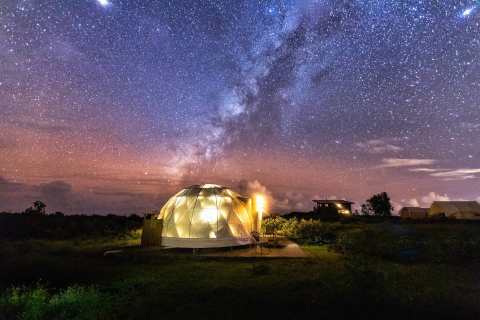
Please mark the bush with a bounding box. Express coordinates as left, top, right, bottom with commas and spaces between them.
262, 217, 298, 237
263, 217, 340, 244
332, 224, 480, 263
294, 220, 338, 244
0, 285, 112, 320
0, 213, 143, 241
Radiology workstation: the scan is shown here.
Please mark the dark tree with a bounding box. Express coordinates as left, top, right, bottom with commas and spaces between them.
24, 201, 47, 215
361, 203, 373, 216
33, 201, 47, 214
362, 192, 393, 216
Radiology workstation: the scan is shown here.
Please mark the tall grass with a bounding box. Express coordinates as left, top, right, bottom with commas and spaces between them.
0, 285, 112, 320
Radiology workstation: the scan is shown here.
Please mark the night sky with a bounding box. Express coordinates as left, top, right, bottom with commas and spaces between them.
1, 0, 479, 214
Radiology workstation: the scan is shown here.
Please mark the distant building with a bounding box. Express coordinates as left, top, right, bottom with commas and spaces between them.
313, 200, 354, 216
429, 201, 480, 220
399, 207, 429, 219
283, 199, 354, 220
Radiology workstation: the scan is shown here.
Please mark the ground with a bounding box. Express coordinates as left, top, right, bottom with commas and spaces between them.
1, 221, 480, 319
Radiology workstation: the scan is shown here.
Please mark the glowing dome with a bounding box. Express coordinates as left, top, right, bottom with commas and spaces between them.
157, 184, 257, 248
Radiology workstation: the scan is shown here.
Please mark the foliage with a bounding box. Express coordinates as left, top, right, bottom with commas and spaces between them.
0, 213, 143, 241
1, 224, 480, 319
262, 216, 298, 237
0, 285, 111, 320
332, 224, 480, 263
265, 215, 480, 263
23, 201, 47, 216
262, 217, 341, 244
361, 192, 393, 216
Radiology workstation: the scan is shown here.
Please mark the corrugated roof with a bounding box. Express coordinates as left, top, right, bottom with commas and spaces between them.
431, 201, 480, 210
313, 199, 354, 204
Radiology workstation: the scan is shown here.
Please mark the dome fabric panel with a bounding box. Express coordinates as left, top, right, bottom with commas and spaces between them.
157, 184, 255, 248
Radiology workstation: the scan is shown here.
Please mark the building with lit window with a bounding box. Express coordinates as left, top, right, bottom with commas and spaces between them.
313, 200, 354, 216
283, 199, 354, 220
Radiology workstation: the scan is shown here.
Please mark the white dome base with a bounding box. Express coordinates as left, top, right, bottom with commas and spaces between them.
162, 236, 253, 248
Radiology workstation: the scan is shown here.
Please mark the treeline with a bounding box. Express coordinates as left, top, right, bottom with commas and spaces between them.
0, 213, 143, 240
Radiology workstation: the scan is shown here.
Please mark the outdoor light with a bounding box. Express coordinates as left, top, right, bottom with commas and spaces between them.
255, 194, 266, 214
200, 207, 217, 224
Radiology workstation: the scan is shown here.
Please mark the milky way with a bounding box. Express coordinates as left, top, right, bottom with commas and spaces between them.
1, 0, 479, 214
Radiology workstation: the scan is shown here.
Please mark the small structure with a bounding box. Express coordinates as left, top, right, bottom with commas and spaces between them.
313, 200, 354, 216
429, 201, 480, 220
399, 207, 429, 219
283, 199, 354, 220
141, 184, 265, 248
141, 218, 163, 246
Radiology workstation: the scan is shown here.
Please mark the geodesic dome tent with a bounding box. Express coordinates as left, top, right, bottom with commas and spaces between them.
151, 184, 258, 248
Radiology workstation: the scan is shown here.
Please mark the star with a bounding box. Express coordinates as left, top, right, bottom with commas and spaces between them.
96, 0, 111, 8
462, 7, 475, 17
0, 1, 479, 214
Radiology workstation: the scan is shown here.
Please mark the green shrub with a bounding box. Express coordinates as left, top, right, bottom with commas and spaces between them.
0, 285, 112, 320
262, 217, 339, 244
332, 225, 480, 263
294, 220, 338, 244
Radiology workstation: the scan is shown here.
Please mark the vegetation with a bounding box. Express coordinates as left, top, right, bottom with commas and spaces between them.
264, 216, 480, 263
1, 213, 480, 319
0, 285, 111, 320
23, 201, 47, 216
361, 192, 394, 216
0, 213, 142, 240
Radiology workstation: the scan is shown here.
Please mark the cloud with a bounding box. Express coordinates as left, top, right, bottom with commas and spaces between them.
408, 168, 442, 173
379, 158, 437, 168
404, 192, 480, 209
6, 119, 69, 134
236, 179, 312, 213
39, 181, 72, 195
421, 192, 450, 205
403, 192, 450, 209
0, 177, 28, 193
409, 167, 480, 181
356, 139, 403, 154
0, 176, 167, 214
36, 181, 74, 210
460, 122, 480, 131
406, 198, 420, 207
429, 168, 480, 181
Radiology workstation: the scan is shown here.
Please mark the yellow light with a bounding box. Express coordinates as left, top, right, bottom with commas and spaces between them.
255, 194, 266, 213
200, 207, 217, 223
335, 203, 343, 208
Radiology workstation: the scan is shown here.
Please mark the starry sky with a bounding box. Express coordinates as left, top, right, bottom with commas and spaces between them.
1, 0, 479, 214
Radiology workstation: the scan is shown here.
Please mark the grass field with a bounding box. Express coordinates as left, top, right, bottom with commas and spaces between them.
1, 220, 480, 319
